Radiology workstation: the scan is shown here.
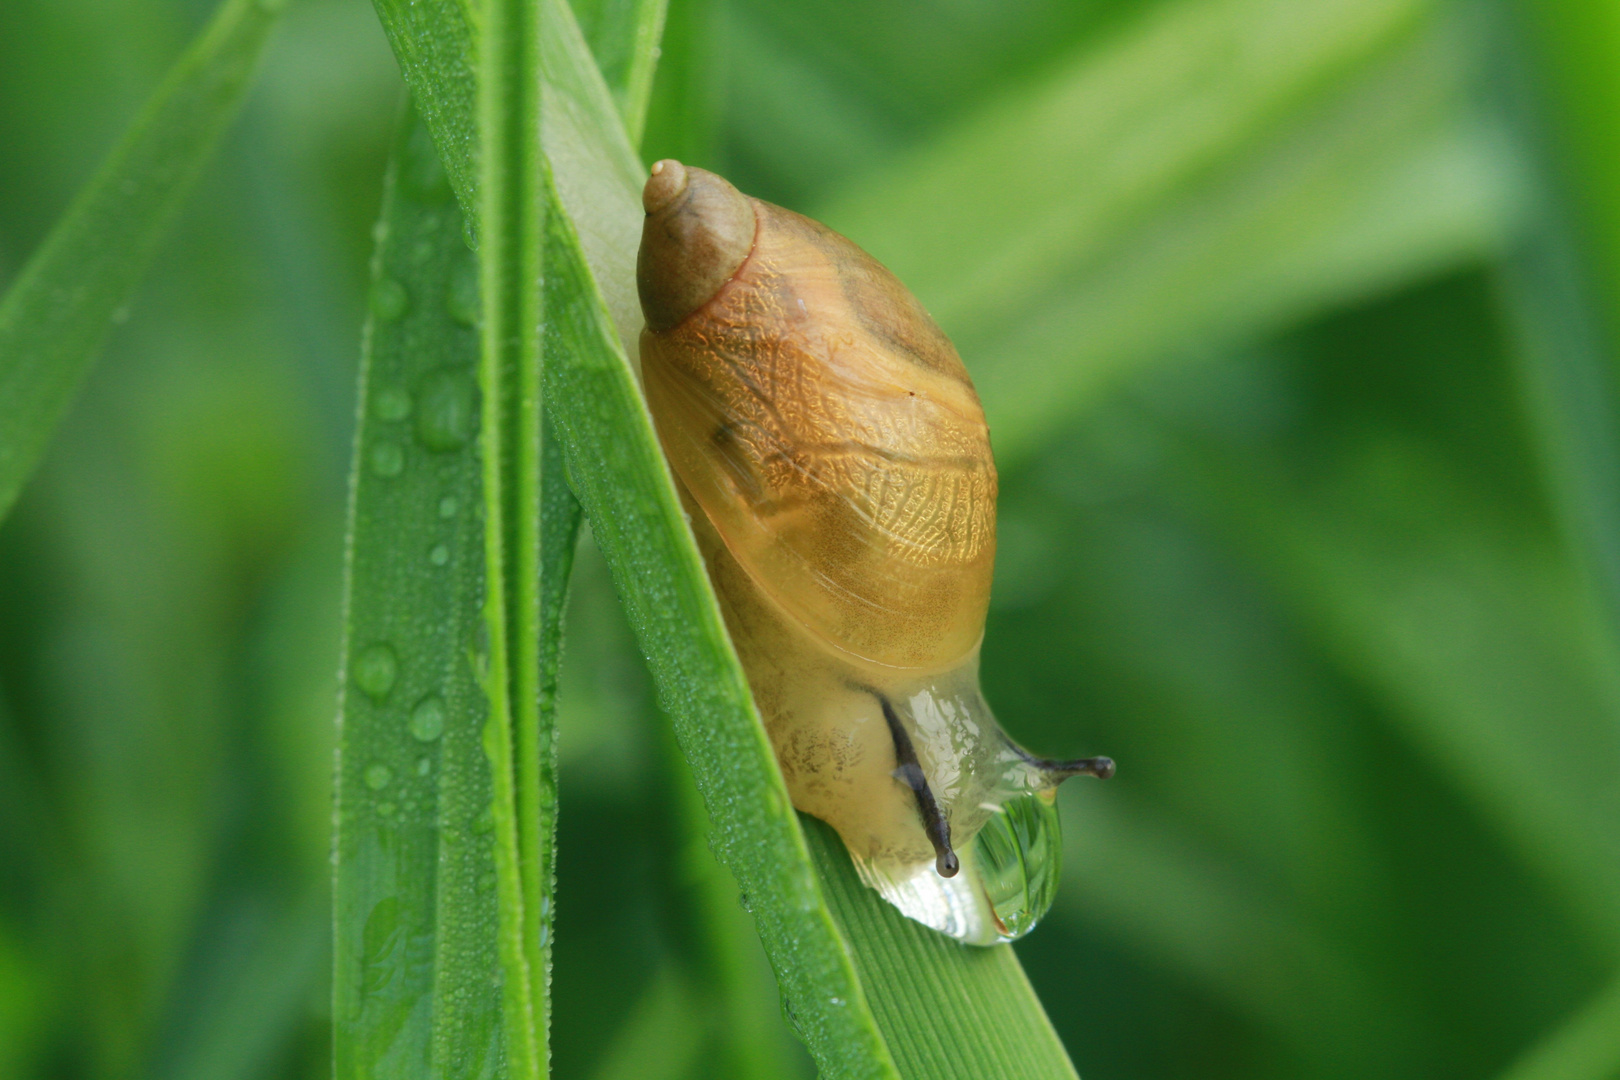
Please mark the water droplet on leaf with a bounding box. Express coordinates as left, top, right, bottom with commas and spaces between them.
410, 696, 446, 742
373, 385, 411, 422
368, 441, 405, 477
353, 644, 398, 699
371, 277, 408, 322
365, 763, 393, 790
415, 368, 477, 452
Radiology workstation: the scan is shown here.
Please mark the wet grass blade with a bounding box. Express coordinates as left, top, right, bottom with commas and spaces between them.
333, 98, 581, 1078
476, 0, 551, 1071
0, 0, 279, 523
369, 0, 645, 353
333, 103, 499, 1077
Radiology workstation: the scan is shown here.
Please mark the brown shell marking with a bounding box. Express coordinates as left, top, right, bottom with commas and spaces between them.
640, 168, 996, 670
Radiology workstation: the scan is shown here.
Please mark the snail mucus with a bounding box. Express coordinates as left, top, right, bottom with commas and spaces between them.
635, 159, 1113, 945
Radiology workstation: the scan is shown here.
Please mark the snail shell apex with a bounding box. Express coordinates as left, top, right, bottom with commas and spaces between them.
638, 162, 997, 671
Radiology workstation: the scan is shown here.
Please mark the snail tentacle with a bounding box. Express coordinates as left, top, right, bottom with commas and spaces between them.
878, 695, 959, 878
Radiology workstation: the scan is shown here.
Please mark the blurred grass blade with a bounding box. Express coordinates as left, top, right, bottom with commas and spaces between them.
1057, 798, 1403, 1072
818, 0, 1520, 468
803, 820, 1080, 1080
335, 99, 581, 1078
1512, 0, 1620, 338
0, 0, 279, 523
1496, 0, 1620, 656
476, 0, 551, 1071
588, 967, 706, 1080
572, 0, 671, 147
1493, 974, 1620, 1080
665, 730, 810, 1078
1181, 428, 1620, 956
162, 892, 328, 1080
536, 156, 901, 1080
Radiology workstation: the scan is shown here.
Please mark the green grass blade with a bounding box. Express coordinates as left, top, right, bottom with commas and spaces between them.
665, 732, 811, 1078
162, 892, 329, 1080
535, 159, 902, 1080
370, 0, 645, 354
476, 0, 551, 1070
1513, 1, 1620, 337
1057, 798, 1398, 1069
367, 0, 480, 214
0, 0, 279, 523
335, 99, 575, 1079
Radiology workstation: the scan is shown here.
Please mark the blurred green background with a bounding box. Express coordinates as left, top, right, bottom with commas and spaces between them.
3, 0, 1619, 1078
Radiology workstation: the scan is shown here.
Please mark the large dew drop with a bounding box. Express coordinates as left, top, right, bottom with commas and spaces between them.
852, 792, 1065, 945
841, 667, 1109, 945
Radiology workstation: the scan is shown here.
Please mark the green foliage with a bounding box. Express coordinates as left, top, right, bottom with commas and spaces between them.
0, 0, 279, 521
332, 105, 513, 1080
475, 0, 552, 1073
3, 0, 1620, 1079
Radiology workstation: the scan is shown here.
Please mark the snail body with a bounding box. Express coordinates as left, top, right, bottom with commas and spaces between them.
637, 161, 1110, 944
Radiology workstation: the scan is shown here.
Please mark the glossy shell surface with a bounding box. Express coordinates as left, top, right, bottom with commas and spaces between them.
641, 199, 996, 671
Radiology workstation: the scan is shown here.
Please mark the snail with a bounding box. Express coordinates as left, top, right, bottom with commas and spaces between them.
636, 160, 1112, 945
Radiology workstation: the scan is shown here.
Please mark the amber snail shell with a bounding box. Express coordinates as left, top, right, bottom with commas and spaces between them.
637, 160, 1111, 944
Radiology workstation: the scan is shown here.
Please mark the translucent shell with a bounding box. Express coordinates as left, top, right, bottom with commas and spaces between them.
643, 197, 996, 671
637, 162, 1110, 944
